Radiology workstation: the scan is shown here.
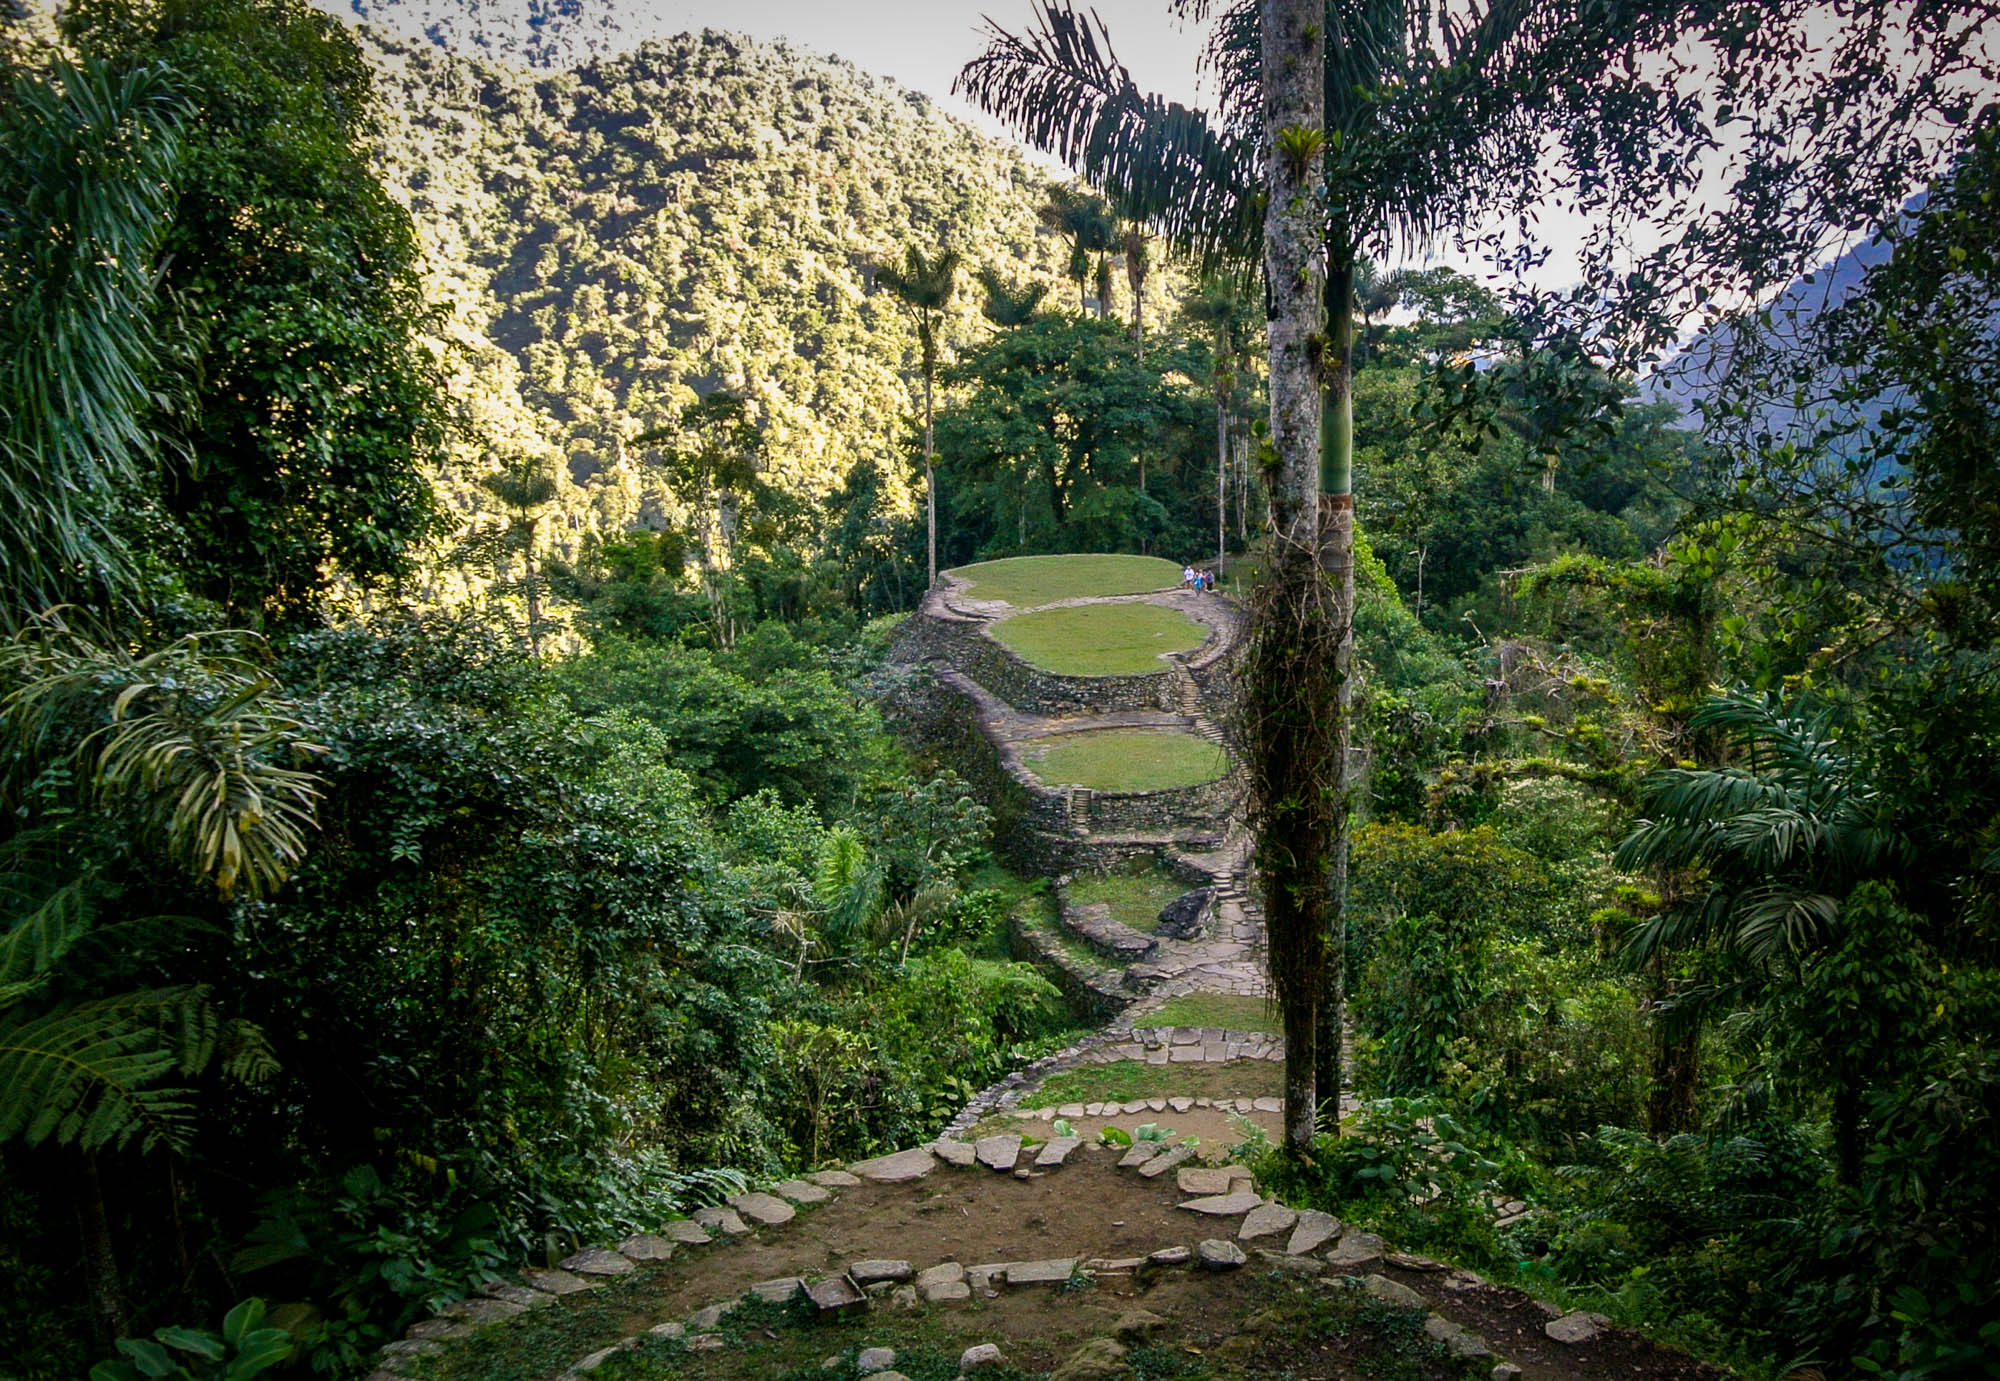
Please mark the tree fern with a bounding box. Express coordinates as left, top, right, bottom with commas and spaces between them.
0, 986, 203, 1153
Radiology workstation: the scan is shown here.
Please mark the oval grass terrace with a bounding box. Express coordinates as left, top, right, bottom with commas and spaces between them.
990, 601, 1210, 677
948, 553, 1183, 607
1018, 726, 1230, 794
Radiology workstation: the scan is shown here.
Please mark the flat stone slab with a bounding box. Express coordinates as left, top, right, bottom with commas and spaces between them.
1546, 1311, 1609, 1344
975, 1135, 1023, 1171
479, 1282, 553, 1310
850, 1259, 915, 1285
850, 1148, 936, 1183
1136, 1144, 1198, 1179
1057, 1103, 1086, 1119
615, 1234, 675, 1262
931, 1139, 977, 1167
1004, 1258, 1078, 1286
560, 1248, 635, 1276
807, 1170, 862, 1188
1179, 1190, 1263, 1216
1286, 1210, 1341, 1257
1253, 1097, 1282, 1113
922, 1280, 971, 1302
1147, 1246, 1193, 1266
1364, 1274, 1426, 1309
1118, 1141, 1162, 1169
521, 1268, 591, 1295
748, 1277, 804, 1303
1198, 1239, 1248, 1270
857, 1346, 897, 1372
730, 1192, 796, 1226
1326, 1230, 1387, 1270
1237, 1203, 1299, 1240
772, 1178, 832, 1205
806, 1275, 866, 1312
916, 1262, 966, 1289
1177, 1166, 1251, 1196
691, 1205, 748, 1236
687, 1301, 735, 1330
1425, 1314, 1493, 1360
1169, 1096, 1194, 1112
443, 1298, 521, 1324
1035, 1136, 1082, 1166
659, 1220, 711, 1245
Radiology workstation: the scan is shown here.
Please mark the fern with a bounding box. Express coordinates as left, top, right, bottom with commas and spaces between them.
0, 987, 203, 1152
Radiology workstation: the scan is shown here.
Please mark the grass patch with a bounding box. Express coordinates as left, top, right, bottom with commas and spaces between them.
1020, 730, 1228, 793
1066, 869, 1189, 933
950, 553, 1181, 607
1030, 1058, 1284, 1107
991, 602, 1208, 677
1143, 993, 1276, 1033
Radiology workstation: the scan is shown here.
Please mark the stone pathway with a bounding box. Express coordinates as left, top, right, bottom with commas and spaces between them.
371, 1121, 1652, 1381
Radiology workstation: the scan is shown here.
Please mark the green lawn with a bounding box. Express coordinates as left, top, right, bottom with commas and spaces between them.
1028, 1057, 1284, 1108
949, 553, 1181, 607
1066, 868, 1190, 933
991, 602, 1207, 676
1143, 992, 1277, 1033
1019, 729, 1229, 793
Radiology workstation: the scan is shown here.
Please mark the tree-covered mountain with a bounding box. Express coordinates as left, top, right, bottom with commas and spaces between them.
327, 15, 1143, 608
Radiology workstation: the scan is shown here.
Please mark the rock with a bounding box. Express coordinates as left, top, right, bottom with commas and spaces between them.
1057, 1103, 1086, 1119
445, 1297, 525, 1324
1389, 1252, 1446, 1272
889, 1285, 919, 1311
1237, 1203, 1298, 1240
863, 1374, 909, 1381
479, 1282, 552, 1309
1147, 1097, 1169, 1112
1035, 1136, 1083, 1167
649, 1322, 685, 1339
687, 1334, 724, 1352
691, 1205, 748, 1237
730, 1192, 796, 1226
615, 1234, 675, 1262
1086, 1257, 1145, 1273
687, 1301, 736, 1330
1285, 1210, 1341, 1257
1325, 1230, 1387, 1271
1117, 1141, 1160, 1169
931, 1140, 977, 1167
974, 1135, 1022, 1171
1545, 1311, 1607, 1344
807, 1170, 863, 1188
1252, 1097, 1282, 1113
1155, 887, 1215, 939
1004, 1258, 1078, 1285
405, 1319, 472, 1341
923, 1280, 970, 1302
560, 1248, 635, 1277
1443, 1269, 1487, 1292
1176, 1166, 1250, 1196
1198, 1238, 1248, 1270
1048, 1337, 1133, 1381
849, 1148, 936, 1183
1364, 1274, 1427, 1310
960, 1341, 1007, 1370
1137, 1144, 1198, 1179
1492, 1364, 1523, 1381
1168, 1096, 1194, 1113
857, 1346, 897, 1371
806, 1275, 866, 1313
748, 1277, 804, 1303
521, 1268, 592, 1295
1424, 1314, 1493, 1360
573, 1344, 629, 1372
1112, 1309, 1167, 1341
850, 1259, 915, 1285
772, 1178, 832, 1205
1084, 1102, 1105, 1116
916, 1262, 966, 1290
659, 1220, 712, 1245
1178, 1190, 1262, 1216
1146, 1246, 1192, 1266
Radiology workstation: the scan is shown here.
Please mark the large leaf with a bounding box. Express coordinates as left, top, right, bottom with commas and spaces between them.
0, 987, 203, 1152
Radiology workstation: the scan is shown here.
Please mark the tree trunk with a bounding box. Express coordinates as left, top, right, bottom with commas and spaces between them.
1250, 0, 1327, 1158
76, 1154, 129, 1347
523, 530, 542, 660
1216, 389, 1228, 576
1313, 257, 1358, 1128
1646, 995, 1701, 1136
923, 344, 937, 587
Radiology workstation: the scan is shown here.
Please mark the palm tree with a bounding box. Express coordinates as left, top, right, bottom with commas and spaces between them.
961, 0, 1706, 1152
1039, 184, 1119, 316
874, 245, 962, 586
480, 454, 560, 658
1182, 280, 1249, 578
0, 56, 183, 623
1616, 690, 1911, 1181
634, 388, 765, 645
977, 267, 1049, 329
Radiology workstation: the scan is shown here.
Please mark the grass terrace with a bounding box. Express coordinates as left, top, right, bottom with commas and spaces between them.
948, 553, 1181, 607
991, 602, 1208, 676
1066, 868, 1190, 934
1019, 728, 1229, 793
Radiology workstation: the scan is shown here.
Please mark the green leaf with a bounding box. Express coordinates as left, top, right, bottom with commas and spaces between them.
220, 1298, 264, 1348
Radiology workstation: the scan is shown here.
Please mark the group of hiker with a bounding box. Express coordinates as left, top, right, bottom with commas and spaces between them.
1181, 565, 1219, 592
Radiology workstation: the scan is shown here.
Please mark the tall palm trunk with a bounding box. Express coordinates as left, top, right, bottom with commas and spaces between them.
1248, 0, 1328, 1156
1313, 254, 1359, 1122
922, 326, 938, 586
1216, 386, 1228, 576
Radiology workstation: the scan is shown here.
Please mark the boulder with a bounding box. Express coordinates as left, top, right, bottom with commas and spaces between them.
857, 1346, 897, 1371
1545, 1311, 1609, 1344
1237, 1203, 1298, 1240
960, 1342, 1007, 1370
1325, 1230, 1386, 1271
1424, 1314, 1493, 1361
849, 1259, 915, 1285
1363, 1274, 1426, 1310
1048, 1337, 1134, 1381
1112, 1309, 1167, 1341
1155, 887, 1215, 940
729, 1192, 796, 1226
1197, 1238, 1248, 1270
